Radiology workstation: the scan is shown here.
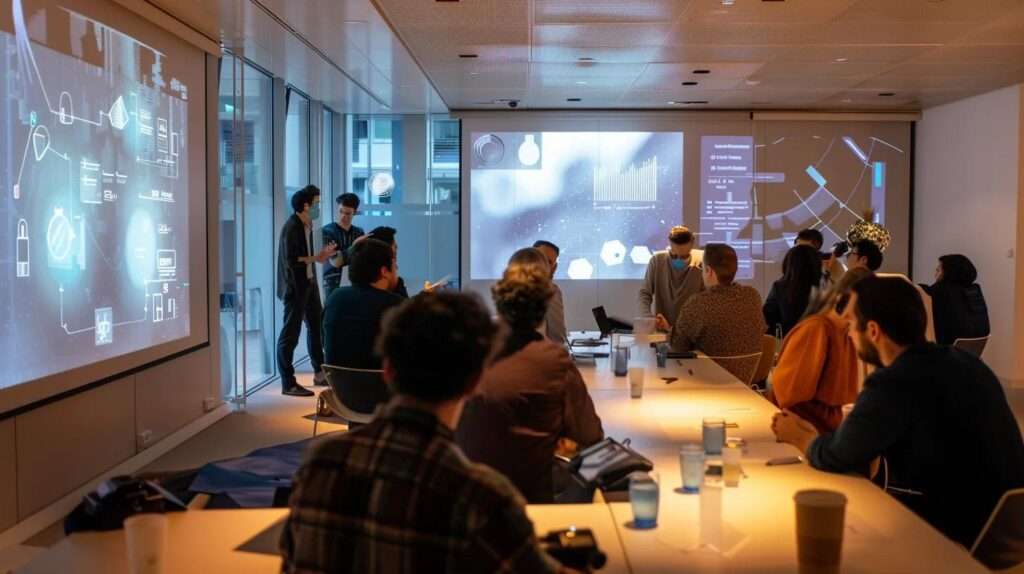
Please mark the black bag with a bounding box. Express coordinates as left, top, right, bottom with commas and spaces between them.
568, 438, 653, 492
64, 476, 187, 534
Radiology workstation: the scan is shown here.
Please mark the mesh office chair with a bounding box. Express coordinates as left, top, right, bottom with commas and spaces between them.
953, 336, 989, 358
971, 488, 1024, 570
750, 335, 778, 389
705, 352, 764, 387
314, 364, 389, 436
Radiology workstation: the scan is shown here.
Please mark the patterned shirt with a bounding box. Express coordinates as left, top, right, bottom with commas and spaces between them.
672, 283, 767, 382
280, 397, 560, 574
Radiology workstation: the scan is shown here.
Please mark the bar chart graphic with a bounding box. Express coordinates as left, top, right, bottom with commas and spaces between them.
593, 156, 658, 202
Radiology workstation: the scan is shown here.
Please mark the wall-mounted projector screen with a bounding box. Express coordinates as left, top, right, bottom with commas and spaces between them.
461, 114, 911, 329
0, 0, 209, 412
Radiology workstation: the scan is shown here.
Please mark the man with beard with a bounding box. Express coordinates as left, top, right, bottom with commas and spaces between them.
772, 276, 1024, 547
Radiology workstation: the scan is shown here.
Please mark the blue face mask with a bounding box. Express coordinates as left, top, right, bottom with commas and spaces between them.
670, 258, 686, 270
308, 204, 321, 221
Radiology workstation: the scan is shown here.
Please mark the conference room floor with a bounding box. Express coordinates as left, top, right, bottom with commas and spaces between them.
4, 367, 1024, 572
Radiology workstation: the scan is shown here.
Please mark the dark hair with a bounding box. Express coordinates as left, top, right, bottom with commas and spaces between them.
669, 226, 694, 245
367, 226, 397, 246
704, 243, 738, 285
376, 292, 497, 402
290, 185, 320, 214
796, 229, 824, 250
851, 275, 927, 347
532, 240, 560, 255
781, 245, 822, 311
938, 254, 978, 286
337, 193, 361, 210
492, 265, 554, 333
851, 239, 883, 271
348, 238, 394, 286
507, 247, 550, 276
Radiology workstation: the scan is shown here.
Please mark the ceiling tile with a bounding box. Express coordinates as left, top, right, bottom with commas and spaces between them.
531, 45, 662, 64
534, 0, 693, 24
532, 23, 675, 48
685, 0, 859, 24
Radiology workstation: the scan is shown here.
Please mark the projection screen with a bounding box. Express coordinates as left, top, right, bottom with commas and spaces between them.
0, 0, 209, 413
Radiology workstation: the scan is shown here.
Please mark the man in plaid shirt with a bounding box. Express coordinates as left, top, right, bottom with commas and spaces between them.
281, 292, 573, 573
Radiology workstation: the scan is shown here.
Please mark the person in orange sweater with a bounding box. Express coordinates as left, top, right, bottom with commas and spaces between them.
766, 268, 871, 432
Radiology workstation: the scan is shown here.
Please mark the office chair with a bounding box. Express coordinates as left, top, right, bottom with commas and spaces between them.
971, 488, 1024, 570
953, 336, 989, 358
315, 364, 387, 436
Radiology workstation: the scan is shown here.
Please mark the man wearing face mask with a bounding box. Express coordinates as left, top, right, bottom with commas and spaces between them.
638, 226, 704, 332
276, 185, 337, 397
771, 276, 1024, 547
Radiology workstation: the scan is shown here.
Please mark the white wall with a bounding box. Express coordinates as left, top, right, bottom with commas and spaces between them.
914, 84, 1023, 383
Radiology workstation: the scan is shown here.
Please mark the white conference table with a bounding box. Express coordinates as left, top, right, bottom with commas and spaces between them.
19, 338, 987, 573
574, 347, 988, 573
18, 504, 630, 573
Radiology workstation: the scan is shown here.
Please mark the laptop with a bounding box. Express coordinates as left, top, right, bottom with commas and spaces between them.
592, 306, 633, 339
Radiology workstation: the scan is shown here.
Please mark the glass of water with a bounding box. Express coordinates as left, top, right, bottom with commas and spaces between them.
702, 418, 726, 455
629, 471, 660, 529
680, 444, 705, 493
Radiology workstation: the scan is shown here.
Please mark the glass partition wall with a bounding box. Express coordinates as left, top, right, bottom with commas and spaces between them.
220, 62, 460, 402
346, 115, 461, 295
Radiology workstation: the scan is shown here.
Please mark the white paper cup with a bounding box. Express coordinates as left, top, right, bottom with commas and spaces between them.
629, 367, 645, 398
124, 513, 168, 574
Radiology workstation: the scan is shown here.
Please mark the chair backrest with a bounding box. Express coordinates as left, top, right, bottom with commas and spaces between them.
322, 364, 389, 416
971, 488, 1024, 570
954, 336, 989, 358
751, 335, 777, 385
705, 352, 763, 386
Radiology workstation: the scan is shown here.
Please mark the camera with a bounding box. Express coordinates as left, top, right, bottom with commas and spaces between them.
507, 99, 519, 109
540, 527, 607, 571
832, 240, 850, 258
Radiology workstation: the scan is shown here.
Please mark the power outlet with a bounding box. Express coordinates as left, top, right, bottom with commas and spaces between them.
203, 397, 219, 412
138, 430, 154, 448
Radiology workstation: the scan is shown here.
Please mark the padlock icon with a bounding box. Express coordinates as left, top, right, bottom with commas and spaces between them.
16, 219, 29, 278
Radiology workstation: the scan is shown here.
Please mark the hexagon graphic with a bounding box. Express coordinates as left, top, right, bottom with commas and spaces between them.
600, 240, 627, 267
567, 258, 594, 280
630, 245, 653, 265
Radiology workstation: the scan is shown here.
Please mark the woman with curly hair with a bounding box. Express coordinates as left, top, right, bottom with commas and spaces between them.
456, 249, 604, 503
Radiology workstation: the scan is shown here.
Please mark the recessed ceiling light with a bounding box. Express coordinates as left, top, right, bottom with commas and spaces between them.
693, 69, 711, 74
459, 53, 478, 59
567, 98, 581, 102
745, 79, 761, 86
668, 101, 678, 105
576, 80, 588, 85
834, 57, 848, 63
682, 81, 698, 86
878, 92, 895, 97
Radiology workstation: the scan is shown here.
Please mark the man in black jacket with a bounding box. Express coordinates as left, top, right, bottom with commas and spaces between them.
772, 275, 1024, 547
276, 185, 337, 397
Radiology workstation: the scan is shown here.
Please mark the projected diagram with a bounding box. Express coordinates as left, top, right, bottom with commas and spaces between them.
470, 131, 683, 280
699, 133, 904, 280
1, 0, 190, 388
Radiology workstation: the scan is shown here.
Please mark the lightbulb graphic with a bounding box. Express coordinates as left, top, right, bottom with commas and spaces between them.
517, 134, 540, 167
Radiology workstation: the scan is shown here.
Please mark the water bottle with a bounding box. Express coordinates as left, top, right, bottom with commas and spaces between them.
613, 345, 629, 377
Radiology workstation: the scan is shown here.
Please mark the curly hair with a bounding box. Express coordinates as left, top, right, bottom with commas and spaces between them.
491, 265, 555, 331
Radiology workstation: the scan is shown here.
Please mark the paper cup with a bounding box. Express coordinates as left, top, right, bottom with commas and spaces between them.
124, 513, 168, 574
794, 490, 847, 574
